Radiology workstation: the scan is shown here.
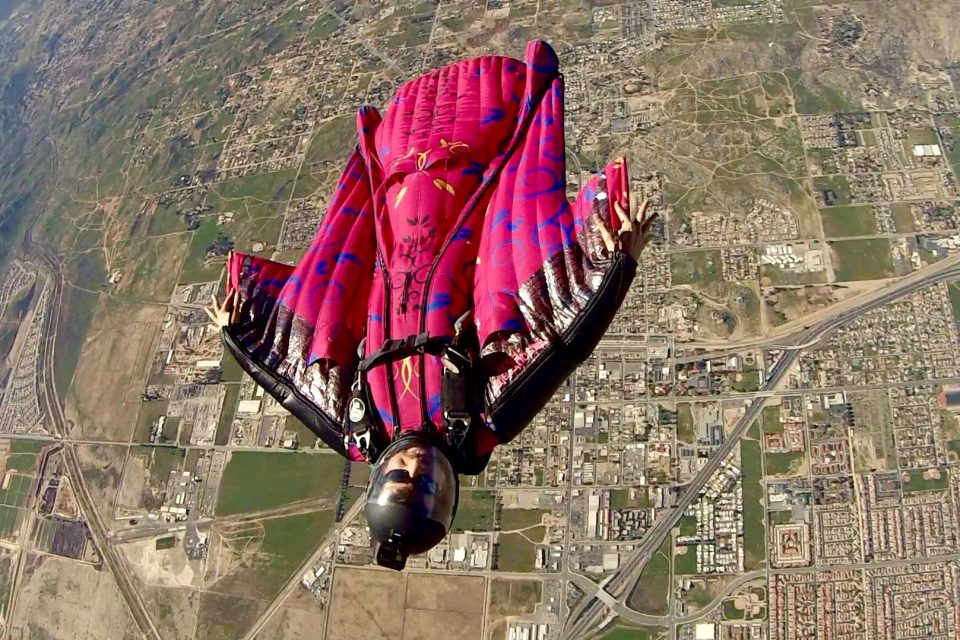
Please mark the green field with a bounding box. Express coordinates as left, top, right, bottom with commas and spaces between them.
0, 474, 32, 507
732, 369, 761, 392
830, 239, 895, 282
762, 406, 783, 434
601, 627, 665, 640
678, 515, 697, 536
677, 404, 695, 443
497, 531, 540, 572
500, 509, 546, 531
724, 599, 746, 620
4, 453, 38, 473
489, 578, 541, 615
626, 537, 670, 615
215, 452, 344, 516
215, 384, 241, 447
674, 545, 698, 575
813, 175, 852, 206
891, 202, 915, 232
741, 429, 766, 571
249, 510, 334, 598
155, 536, 177, 550
284, 415, 318, 449
134, 399, 170, 443
9, 440, 44, 454
221, 349, 245, 383
948, 282, 960, 323
759, 264, 828, 286
819, 205, 876, 237
769, 510, 793, 526
451, 489, 495, 533
610, 488, 649, 510
144, 446, 186, 490
55, 288, 100, 397
685, 584, 714, 609
305, 115, 356, 164
179, 217, 228, 284
764, 451, 804, 476
902, 468, 950, 493
787, 69, 852, 114
0, 506, 22, 540
0, 553, 12, 620
670, 250, 723, 285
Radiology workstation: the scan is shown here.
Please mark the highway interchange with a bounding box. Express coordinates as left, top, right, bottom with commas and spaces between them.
561, 253, 960, 638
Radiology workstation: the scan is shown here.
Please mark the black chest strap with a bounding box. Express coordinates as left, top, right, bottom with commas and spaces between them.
344, 312, 482, 464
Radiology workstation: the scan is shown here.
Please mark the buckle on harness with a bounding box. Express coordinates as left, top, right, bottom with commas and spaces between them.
359, 332, 448, 373
344, 429, 380, 463
343, 369, 383, 462
441, 343, 474, 449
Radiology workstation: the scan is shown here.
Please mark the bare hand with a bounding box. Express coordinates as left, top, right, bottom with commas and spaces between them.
593, 197, 657, 261
205, 289, 238, 329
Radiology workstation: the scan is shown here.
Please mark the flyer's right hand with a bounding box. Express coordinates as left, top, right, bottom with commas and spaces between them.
205, 289, 238, 329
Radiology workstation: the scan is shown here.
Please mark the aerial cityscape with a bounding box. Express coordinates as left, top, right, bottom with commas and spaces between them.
0, 0, 959, 639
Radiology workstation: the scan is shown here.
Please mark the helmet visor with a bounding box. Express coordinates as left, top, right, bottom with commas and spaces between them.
366, 440, 458, 529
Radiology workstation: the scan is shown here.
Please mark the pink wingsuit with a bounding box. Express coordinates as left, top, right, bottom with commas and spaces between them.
223, 40, 636, 472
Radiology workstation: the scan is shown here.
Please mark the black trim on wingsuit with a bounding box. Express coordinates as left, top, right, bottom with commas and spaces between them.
486, 252, 638, 446
221, 327, 348, 456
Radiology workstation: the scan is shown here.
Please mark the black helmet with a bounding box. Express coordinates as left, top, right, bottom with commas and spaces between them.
364, 436, 459, 570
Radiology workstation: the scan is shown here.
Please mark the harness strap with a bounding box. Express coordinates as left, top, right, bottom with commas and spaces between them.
346, 312, 481, 463
442, 310, 478, 450
357, 332, 451, 372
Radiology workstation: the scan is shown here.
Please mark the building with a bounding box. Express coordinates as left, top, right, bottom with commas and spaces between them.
695, 623, 717, 640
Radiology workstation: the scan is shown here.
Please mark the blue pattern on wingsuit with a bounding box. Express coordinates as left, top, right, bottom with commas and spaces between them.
481, 108, 505, 125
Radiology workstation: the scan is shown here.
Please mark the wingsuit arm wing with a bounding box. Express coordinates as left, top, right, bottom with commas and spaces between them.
220, 146, 378, 457
481, 160, 637, 447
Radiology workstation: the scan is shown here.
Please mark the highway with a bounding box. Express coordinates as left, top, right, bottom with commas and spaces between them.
562, 255, 960, 639
599, 251, 960, 360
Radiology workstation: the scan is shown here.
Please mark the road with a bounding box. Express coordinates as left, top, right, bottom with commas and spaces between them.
600, 251, 960, 358
239, 497, 366, 640
21, 209, 163, 640
108, 497, 336, 544
561, 256, 960, 639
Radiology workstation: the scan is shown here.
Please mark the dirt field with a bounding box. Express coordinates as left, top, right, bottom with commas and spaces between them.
326, 568, 486, 640
120, 537, 203, 588
66, 298, 164, 441
196, 591, 266, 640
115, 449, 147, 513
8, 552, 141, 639
142, 585, 200, 640
75, 444, 127, 527
258, 588, 327, 640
